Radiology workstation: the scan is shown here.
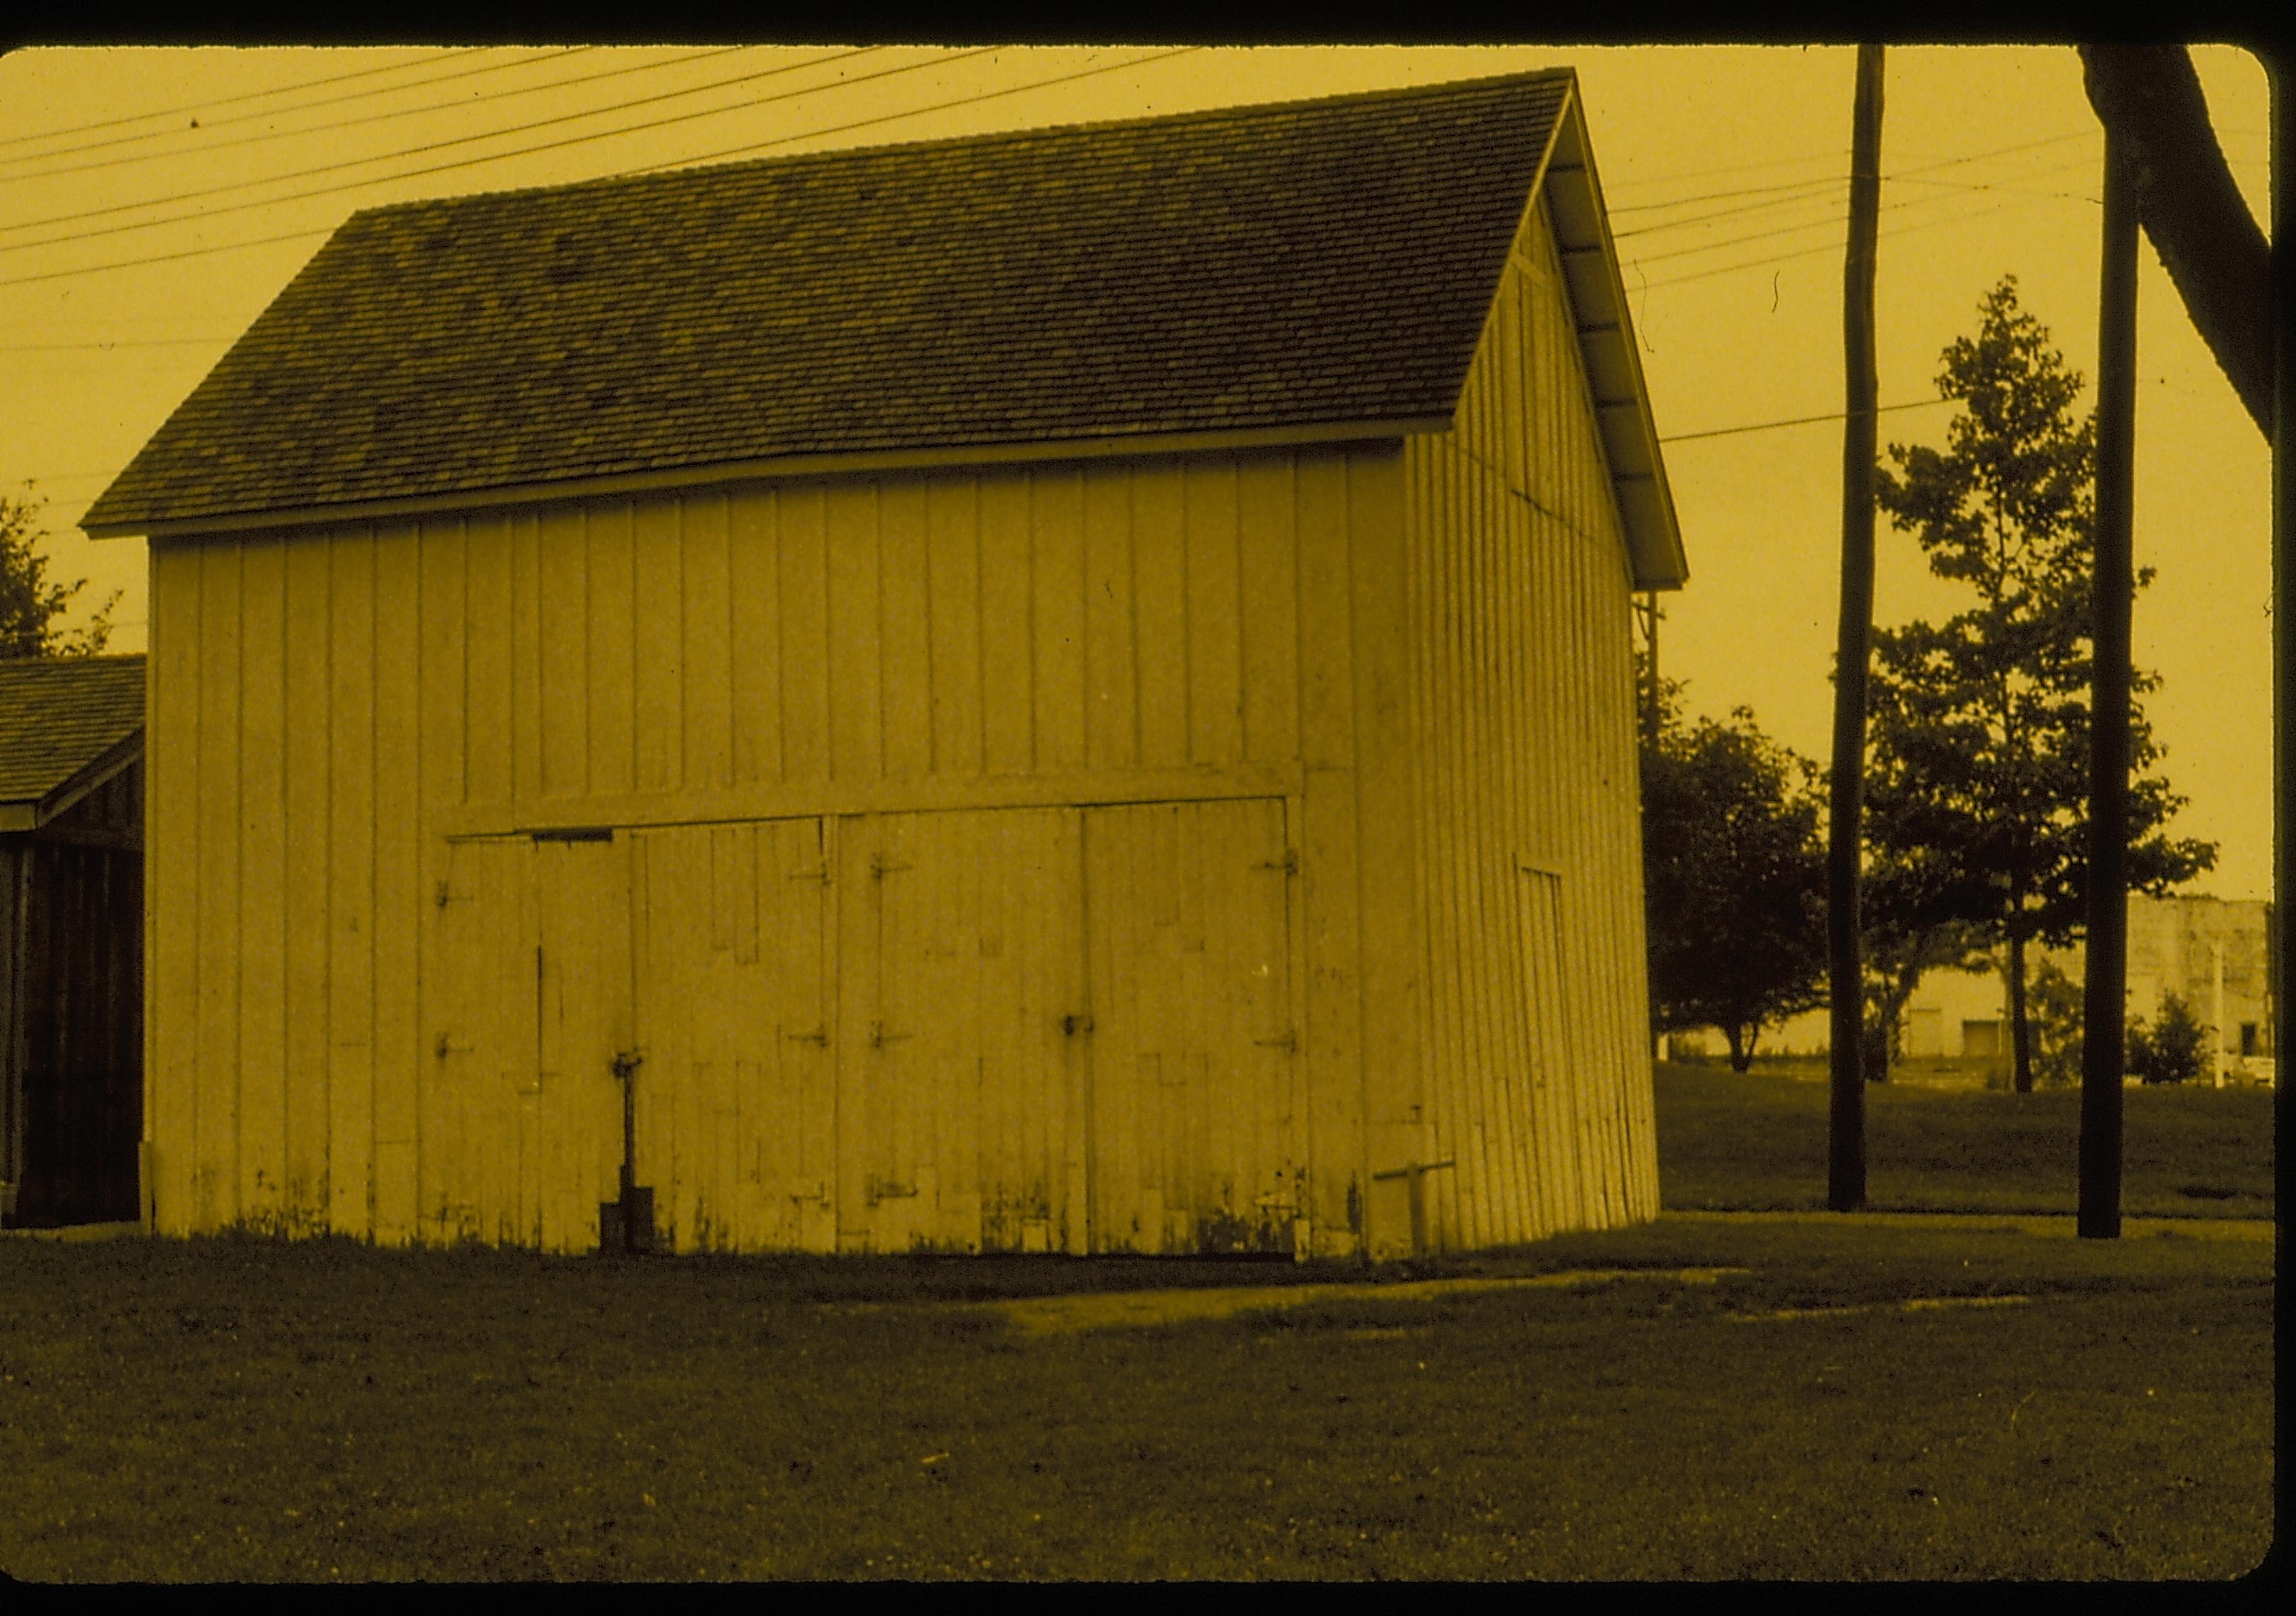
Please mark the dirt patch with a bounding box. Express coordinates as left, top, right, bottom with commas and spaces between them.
1729, 1294, 2035, 1324
991, 1266, 1751, 1337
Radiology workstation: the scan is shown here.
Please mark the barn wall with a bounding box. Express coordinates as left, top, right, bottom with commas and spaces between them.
1, 765, 144, 1227
1400, 190, 1660, 1249
145, 444, 1407, 1253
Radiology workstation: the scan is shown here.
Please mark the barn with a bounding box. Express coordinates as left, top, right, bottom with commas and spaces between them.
0, 655, 144, 1229
83, 68, 1686, 1260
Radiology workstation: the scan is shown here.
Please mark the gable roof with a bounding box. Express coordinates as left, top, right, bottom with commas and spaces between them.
84, 68, 1684, 588
0, 655, 145, 831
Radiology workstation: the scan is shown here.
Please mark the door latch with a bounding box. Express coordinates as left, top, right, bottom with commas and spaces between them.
610, 1049, 644, 1082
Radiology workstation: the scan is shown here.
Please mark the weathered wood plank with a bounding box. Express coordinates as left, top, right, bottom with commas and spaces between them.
977, 470, 1034, 775
1080, 463, 1137, 772
680, 494, 733, 794
284, 537, 335, 1230
926, 477, 984, 778
632, 496, 684, 795
824, 482, 882, 784
587, 503, 636, 801
1029, 468, 1085, 775
193, 541, 243, 1231
1132, 464, 1188, 770
327, 529, 376, 1235
1184, 459, 1244, 768
536, 506, 588, 799
878, 477, 931, 780
371, 520, 422, 1245
235, 533, 289, 1228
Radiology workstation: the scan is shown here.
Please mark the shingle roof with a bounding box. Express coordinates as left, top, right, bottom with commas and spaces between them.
84, 69, 1579, 533
0, 655, 144, 815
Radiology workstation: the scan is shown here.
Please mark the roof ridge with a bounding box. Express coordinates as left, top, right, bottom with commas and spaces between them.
346, 64, 1575, 222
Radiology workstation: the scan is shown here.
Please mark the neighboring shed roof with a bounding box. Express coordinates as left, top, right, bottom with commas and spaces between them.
84, 68, 1684, 586
0, 655, 145, 831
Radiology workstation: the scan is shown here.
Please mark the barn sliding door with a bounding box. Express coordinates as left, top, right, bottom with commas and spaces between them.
434, 833, 632, 1254
835, 808, 1086, 1255
1083, 798, 1302, 1255
628, 819, 833, 1253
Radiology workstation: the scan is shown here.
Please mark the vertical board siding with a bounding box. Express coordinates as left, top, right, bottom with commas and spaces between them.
146, 444, 1427, 1254
1400, 191, 1658, 1247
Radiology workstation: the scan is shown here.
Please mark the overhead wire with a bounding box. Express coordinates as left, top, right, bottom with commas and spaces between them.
615, 45, 1206, 174
0, 46, 889, 251
0, 47, 1195, 289
0, 46, 490, 155
0, 48, 600, 177
0, 47, 726, 184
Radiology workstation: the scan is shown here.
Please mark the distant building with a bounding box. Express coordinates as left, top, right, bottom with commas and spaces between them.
1694, 893, 2276, 1075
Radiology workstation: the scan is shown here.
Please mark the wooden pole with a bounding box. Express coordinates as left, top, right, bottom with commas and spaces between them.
2080, 121, 2139, 1241
1828, 44, 1884, 1212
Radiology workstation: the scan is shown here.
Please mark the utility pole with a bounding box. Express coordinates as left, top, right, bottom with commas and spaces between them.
2080, 119, 2140, 1241
1828, 44, 1884, 1212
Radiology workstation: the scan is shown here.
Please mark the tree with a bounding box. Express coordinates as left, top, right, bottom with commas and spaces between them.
2077, 46, 2272, 441
1, 483, 116, 658
1866, 278, 2217, 1093
2127, 993, 2209, 1086
1640, 668, 1830, 1072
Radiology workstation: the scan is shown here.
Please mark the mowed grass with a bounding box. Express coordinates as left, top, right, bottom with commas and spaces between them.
1655, 1060, 2276, 1220
0, 1068, 2273, 1582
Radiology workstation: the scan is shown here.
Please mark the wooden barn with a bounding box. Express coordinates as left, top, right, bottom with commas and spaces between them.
83, 69, 1686, 1259
0, 655, 144, 1229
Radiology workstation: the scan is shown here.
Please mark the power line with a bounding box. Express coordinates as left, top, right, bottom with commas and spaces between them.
0, 47, 609, 179
1658, 398, 1952, 444
0, 47, 886, 252
617, 46, 1205, 174
0, 47, 492, 155
0, 47, 1179, 291
1606, 128, 2100, 218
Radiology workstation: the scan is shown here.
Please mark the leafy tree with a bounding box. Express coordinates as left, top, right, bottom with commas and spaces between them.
1, 482, 116, 657
1866, 278, 2216, 1092
2027, 956, 2086, 1088
2127, 993, 2209, 1086
1640, 667, 1829, 1072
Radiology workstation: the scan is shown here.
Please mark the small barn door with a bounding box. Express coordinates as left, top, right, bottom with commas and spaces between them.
439, 833, 636, 1254
532, 834, 636, 1254
835, 808, 1085, 1255
1083, 799, 1302, 1255
628, 819, 834, 1253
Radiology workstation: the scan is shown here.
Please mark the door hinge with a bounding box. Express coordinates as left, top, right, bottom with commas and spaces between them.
870, 853, 913, 879
1254, 850, 1300, 877
1254, 1029, 1300, 1053
434, 879, 468, 910
867, 1175, 918, 1205
1061, 1014, 1094, 1038
434, 1032, 475, 1059
869, 1021, 911, 1048
785, 1025, 829, 1047
788, 863, 831, 886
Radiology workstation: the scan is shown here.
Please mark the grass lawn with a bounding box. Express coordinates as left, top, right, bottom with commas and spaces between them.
1655, 1060, 2276, 1220
0, 1066, 2273, 1582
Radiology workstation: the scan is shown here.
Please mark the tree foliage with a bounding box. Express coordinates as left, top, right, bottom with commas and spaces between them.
2127, 992, 2210, 1086
1, 483, 116, 658
1865, 278, 2216, 1092
1640, 668, 1829, 1072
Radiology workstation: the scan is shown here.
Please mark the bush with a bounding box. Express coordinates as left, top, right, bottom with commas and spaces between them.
2128, 993, 2210, 1086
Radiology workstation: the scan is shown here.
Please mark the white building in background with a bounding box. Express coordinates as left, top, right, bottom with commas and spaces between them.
1691, 894, 2275, 1073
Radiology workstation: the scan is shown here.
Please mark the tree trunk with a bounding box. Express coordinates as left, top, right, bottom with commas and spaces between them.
2078, 46, 2272, 439
1725, 1023, 1753, 1073
2008, 931, 2034, 1092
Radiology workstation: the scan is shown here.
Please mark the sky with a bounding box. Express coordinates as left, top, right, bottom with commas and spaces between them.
0, 43, 2275, 902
